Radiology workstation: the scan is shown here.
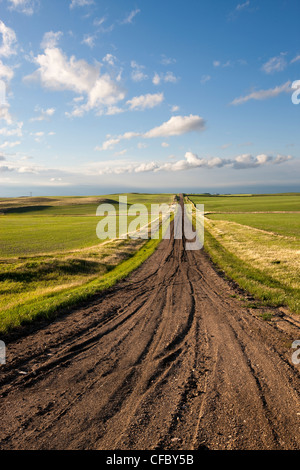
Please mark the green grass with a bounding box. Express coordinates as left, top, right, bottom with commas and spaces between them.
0, 237, 161, 334
203, 227, 300, 313
189, 193, 300, 213
0, 193, 174, 258
187, 194, 300, 314
207, 213, 300, 238
0, 193, 174, 334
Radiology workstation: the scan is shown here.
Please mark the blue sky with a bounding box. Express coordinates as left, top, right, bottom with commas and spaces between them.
0, 0, 299, 196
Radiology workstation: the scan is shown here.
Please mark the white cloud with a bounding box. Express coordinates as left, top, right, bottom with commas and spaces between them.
0, 105, 13, 125
161, 142, 169, 148
213, 60, 231, 68
25, 47, 125, 116
230, 81, 291, 105
236, 1, 250, 11
201, 74, 211, 84
144, 115, 205, 138
291, 54, 300, 64
103, 54, 117, 66
164, 71, 178, 83
96, 115, 206, 151
31, 131, 44, 136
171, 105, 179, 112
0, 122, 23, 137
152, 71, 179, 85
0, 140, 21, 149
7, 0, 38, 15
0, 20, 17, 57
95, 131, 139, 151
41, 31, 63, 49
82, 34, 96, 48
113, 149, 127, 157
160, 55, 176, 66
152, 73, 160, 85
70, 0, 94, 9
0, 60, 14, 82
126, 92, 164, 111
262, 54, 287, 74
131, 61, 148, 82
106, 106, 124, 116
30, 107, 55, 122
96, 152, 292, 175
121, 9, 141, 24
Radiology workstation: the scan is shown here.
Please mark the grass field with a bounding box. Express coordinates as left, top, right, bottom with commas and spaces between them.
0, 193, 173, 333
189, 193, 300, 213
189, 193, 300, 314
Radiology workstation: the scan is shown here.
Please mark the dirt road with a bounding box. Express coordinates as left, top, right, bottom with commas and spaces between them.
0, 198, 299, 450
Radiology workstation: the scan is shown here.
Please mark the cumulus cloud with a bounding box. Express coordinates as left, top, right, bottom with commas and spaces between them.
96, 152, 292, 175
126, 92, 164, 110
0, 21, 17, 57
262, 54, 287, 74
24, 47, 125, 116
230, 81, 291, 105
41, 31, 63, 49
144, 115, 205, 138
152, 71, 179, 85
96, 115, 206, 151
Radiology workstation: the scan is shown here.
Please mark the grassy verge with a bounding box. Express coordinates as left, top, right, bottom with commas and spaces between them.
203, 227, 300, 313
0, 237, 161, 334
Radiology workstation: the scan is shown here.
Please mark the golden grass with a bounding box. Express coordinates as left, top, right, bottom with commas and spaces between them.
205, 218, 300, 290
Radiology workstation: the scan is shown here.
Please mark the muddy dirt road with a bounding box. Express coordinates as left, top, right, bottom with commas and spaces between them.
0, 199, 299, 450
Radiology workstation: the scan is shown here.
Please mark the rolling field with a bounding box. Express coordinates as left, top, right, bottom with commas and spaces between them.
189, 193, 300, 314
189, 193, 300, 213
0, 194, 173, 333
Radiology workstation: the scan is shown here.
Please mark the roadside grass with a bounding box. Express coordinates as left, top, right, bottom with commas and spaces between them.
188, 194, 300, 314
207, 213, 300, 238
203, 225, 300, 313
0, 193, 174, 334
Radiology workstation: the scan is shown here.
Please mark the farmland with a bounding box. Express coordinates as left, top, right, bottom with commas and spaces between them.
189, 193, 300, 314
1, 194, 299, 451
0, 194, 173, 333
